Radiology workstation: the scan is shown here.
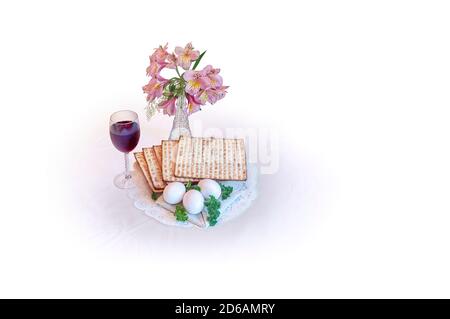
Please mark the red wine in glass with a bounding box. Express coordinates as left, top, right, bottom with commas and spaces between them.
109, 110, 140, 189
110, 120, 140, 153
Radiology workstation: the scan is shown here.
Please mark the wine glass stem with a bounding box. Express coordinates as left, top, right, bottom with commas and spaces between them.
124, 152, 131, 180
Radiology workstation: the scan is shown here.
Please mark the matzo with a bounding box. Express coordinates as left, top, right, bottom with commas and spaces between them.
153, 145, 162, 165
161, 140, 198, 182
134, 152, 163, 192
174, 136, 247, 181
143, 147, 166, 189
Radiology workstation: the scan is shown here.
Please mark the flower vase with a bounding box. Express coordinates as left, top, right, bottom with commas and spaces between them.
169, 95, 192, 140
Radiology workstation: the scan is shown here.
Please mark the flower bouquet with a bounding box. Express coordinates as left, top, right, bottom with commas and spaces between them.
143, 43, 229, 139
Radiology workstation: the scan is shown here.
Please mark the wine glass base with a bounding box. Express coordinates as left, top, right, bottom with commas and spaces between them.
113, 173, 135, 189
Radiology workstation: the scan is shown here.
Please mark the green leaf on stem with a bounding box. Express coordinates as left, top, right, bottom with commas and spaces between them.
192, 50, 206, 70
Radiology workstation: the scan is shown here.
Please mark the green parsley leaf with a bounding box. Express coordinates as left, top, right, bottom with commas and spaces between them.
205, 195, 221, 226
151, 192, 160, 201
185, 181, 201, 192
175, 204, 188, 222
219, 183, 233, 200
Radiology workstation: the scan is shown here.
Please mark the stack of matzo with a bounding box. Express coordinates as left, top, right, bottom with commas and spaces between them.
134, 147, 166, 193
134, 136, 247, 195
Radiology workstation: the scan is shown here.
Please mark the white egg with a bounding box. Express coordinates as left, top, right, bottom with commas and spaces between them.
182, 190, 204, 215
163, 182, 186, 204
198, 179, 222, 199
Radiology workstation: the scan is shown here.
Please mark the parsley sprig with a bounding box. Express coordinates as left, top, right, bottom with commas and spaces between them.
205, 195, 221, 226
151, 191, 161, 201
219, 183, 233, 200
185, 181, 201, 192
175, 204, 188, 222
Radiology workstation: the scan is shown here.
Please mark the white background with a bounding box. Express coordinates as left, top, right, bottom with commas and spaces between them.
1, 0, 450, 298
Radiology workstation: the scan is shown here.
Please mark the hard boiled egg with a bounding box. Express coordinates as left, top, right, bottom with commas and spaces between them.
182, 190, 204, 215
198, 179, 222, 199
163, 182, 186, 204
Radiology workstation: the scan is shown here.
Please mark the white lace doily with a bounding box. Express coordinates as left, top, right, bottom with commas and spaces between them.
127, 163, 258, 228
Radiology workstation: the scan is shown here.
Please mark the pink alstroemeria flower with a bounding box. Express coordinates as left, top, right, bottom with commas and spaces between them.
213, 85, 229, 101
201, 65, 223, 89
166, 53, 177, 69
175, 43, 200, 70
146, 61, 167, 77
146, 44, 170, 76
199, 85, 229, 104
186, 93, 203, 114
183, 70, 206, 96
150, 43, 169, 64
142, 78, 168, 102
159, 97, 177, 115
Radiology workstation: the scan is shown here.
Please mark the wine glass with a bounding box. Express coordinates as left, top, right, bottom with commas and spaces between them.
109, 110, 140, 189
